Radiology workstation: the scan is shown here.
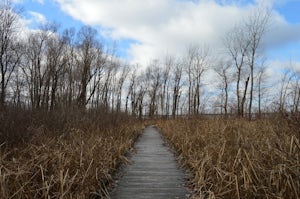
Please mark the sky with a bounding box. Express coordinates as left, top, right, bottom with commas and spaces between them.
11, 0, 300, 70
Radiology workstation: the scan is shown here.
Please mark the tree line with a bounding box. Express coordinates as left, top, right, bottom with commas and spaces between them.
1, 1, 299, 119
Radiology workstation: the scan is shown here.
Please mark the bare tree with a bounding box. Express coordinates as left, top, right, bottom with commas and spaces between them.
278, 69, 293, 113
41, 23, 70, 111
116, 63, 129, 113
292, 74, 300, 113
214, 59, 232, 116
76, 25, 102, 109
130, 72, 147, 118
22, 28, 51, 109
224, 23, 251, 117
61, 28, 76, 108
171, 60, 183, 118
185, 45, 210, 115
287, 67, 300, 114
125, 66, 137, 115
137, 79, 147, 118
256, 61, 268, 118
185, 45, 196, 115
246, 9, 270, 119
146, 60, 161, 117
101, 56, 116, 112
160, 56, 171, 116
224, 8, 270, 118
0, 1, 21, 108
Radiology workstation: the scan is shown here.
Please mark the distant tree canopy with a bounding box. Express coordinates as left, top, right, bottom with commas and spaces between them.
1, 1, 299, 118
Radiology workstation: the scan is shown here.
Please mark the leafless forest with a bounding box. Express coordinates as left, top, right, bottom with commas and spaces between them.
0, 1, 299, 198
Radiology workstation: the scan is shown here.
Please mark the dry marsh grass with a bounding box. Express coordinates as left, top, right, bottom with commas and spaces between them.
0, 110, 142, 198
158, 117, 300, 199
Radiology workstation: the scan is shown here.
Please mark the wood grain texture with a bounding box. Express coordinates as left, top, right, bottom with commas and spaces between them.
110, 126, 189, 199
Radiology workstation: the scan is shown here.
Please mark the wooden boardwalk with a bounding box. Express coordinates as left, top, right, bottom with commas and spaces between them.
110, 126, 189, 199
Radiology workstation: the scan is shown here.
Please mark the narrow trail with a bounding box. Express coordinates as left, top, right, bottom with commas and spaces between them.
110, 125, 189, 199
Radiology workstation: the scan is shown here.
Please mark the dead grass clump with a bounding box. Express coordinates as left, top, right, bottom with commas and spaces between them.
158, 118, 299, 199
0, 117, 142, 198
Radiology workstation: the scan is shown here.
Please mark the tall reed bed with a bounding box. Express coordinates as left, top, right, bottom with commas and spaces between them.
0, 110, 142, 198
158, 117, 299, 199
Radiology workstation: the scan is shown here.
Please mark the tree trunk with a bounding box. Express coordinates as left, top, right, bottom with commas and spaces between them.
236, 68, 241, 116
224, 79, 228, 116
241, 76, 250, 117
248, 49, 255, 120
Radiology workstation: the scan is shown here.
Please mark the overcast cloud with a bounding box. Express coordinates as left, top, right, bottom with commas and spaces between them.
54, 0, 300, 65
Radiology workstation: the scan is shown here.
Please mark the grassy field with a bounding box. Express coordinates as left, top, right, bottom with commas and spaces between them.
158, 116, 299, 199
0, 110, 143, 198
1, 110, 299, 198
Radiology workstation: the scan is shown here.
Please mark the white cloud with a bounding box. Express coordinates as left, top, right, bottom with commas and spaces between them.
11, 0, 24, 3
12, 0, 44, 5
28, 11, 47, 25
55, 0, 300, 65
273, 60, 300, 74
34, 0, 45, 4
263, 10, 300, 49
256, 0, 299, 7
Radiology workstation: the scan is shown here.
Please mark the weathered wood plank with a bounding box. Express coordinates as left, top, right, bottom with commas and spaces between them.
110, 125, 189, 199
